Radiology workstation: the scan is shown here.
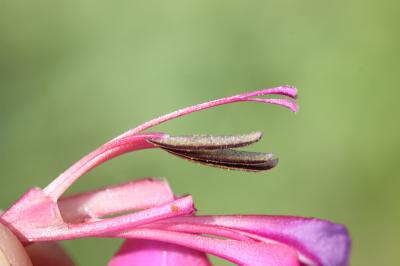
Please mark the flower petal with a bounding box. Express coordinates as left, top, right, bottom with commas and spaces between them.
1, 192, 194, 243
144, 223, 253, 242
43, 196, 194, 241
161, 216, 351, 266
112, 228, 300, 266
109, 239, 211, 266
59, 178, 174, 223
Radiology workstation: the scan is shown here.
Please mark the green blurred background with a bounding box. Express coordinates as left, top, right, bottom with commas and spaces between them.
1, 0, 399, 265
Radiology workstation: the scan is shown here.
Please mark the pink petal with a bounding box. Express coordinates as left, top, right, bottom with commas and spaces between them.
109, 239, 211, 266
43, 196, 194, 241
161, 216, 350, 266
112, 228, 300, 266
59, 178, 174, 223
1, 191, 194, 243
0, 188, 65, 243
145, 223, 252, 242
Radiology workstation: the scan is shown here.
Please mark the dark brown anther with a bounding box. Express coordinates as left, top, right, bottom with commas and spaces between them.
164, 148, 278, 172
146, 132, 278, 172
164, 149, 273, 164
147, 132, 263, 150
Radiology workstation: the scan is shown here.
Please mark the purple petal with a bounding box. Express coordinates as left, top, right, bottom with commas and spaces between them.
109, 239, 211, 266
161, 216, 351, 266
113, 228, 300, 266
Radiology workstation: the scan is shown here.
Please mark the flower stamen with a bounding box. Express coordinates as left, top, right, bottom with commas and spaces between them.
148, 132, 278, 172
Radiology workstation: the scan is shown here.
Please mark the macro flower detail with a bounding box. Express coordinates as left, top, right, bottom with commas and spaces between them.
0, 86, 351, 265
148, 132, 278, 171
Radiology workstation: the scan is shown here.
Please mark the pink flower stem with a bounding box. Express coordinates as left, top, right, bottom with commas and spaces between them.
44, 133, 165, 200
115, 86, 298, 140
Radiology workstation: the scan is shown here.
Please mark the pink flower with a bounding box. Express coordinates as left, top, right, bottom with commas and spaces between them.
0, 87, 351, 265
